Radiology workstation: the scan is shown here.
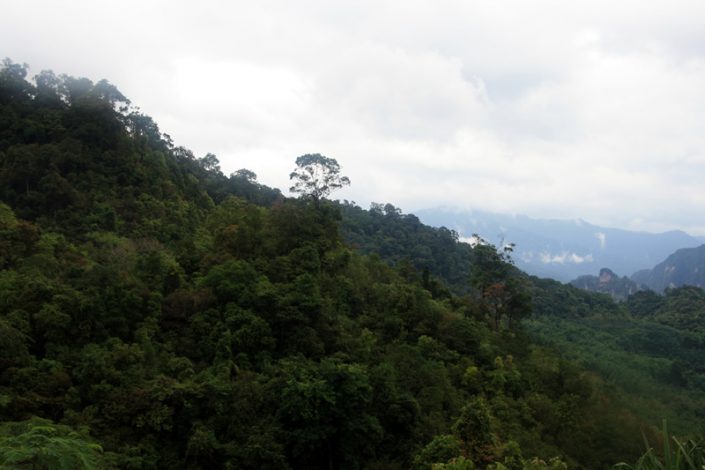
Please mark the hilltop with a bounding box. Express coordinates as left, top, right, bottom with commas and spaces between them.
1, 59, 704, 469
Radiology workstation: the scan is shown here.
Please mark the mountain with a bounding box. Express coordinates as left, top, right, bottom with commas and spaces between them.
339, 202, 473, 295
5, 59, 705, 469
569, 268, 644, 301
631, 244, 705, 292
414, 207, 702, 282
2, 59, 663, 469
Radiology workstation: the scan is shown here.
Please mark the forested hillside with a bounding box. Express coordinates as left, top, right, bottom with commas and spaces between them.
339, 202, 473, 295
1, 60, 703, 469
526, 284, 705, 438
340, 199, 705, 449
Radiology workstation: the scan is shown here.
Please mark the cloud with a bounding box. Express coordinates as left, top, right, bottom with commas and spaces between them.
595, 232, 607, 249
3, 0, 705, 234
540, 252, 595, 265
458, 235, 483, 247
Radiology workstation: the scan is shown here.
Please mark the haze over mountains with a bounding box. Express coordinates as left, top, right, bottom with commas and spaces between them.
632, 245, 705, 292
5, 55, 705, 467
570, 268, 643, 301
415, 207, 703, 282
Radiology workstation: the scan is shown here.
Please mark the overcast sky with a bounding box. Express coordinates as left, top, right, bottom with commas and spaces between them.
3, 0, 705, 234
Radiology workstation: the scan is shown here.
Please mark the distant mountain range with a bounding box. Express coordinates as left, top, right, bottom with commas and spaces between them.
632, 244, 705, 292
570, 268, 643, 301
414, 207, 703, 282
570, 244, 705, 298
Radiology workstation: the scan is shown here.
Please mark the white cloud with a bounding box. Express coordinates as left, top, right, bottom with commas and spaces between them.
3, 0, 705, 234
459, 235, 483, 247
540, 252, 595, 265
595, 232, 607, 249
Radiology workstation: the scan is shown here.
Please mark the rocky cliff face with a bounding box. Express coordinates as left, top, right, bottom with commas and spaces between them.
631, 244, 705, 292
571, 268, 644, 301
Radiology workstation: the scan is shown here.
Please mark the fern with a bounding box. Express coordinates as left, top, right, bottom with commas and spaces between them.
0, 417, 103, 469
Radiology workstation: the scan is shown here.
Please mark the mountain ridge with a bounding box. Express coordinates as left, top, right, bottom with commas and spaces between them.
2, 59, 704, 469
414, 207, 702, 282
631, 244, 705, 292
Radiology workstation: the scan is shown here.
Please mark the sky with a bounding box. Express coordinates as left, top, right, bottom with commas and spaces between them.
3, 0, 705, 234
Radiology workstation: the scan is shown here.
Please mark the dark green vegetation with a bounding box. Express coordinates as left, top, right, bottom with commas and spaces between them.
527, 283, 705, 440
0, 59, 703, 469
339, 203, 705, 467
614, 421, 705, 470
340, 202, 473, 295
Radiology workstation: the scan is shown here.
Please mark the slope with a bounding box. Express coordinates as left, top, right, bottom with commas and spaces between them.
415, 207, 701, 282
632, 244, 705, 292
0, 59, 684, 469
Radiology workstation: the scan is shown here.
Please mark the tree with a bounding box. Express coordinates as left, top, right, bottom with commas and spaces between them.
289, 154, 350, 206
198, 153, 221, 174
452, 397, 496, 465
231, 168, 257, 183
0, 59, 33, 104
470, 238, 531, 330
0, 417, 103, 469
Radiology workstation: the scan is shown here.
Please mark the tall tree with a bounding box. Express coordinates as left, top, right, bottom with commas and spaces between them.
470, 238, 531, 330
289, 154, 350, 206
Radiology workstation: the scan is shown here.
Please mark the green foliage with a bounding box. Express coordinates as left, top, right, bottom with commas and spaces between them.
412, 435, 463, 470
614, 421, 705, 469
452, 397, 495, 464
529, 276, 705, 439
649, 286, 705, 334
469, 239, 532, 330
522, 457, 569, 470
339, 201, 472, 294
531, 275, 626, 318
433, 456, 477, 469
2, 59, 704, 469
0, 417, 102, 469
289, 153, 350, 205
